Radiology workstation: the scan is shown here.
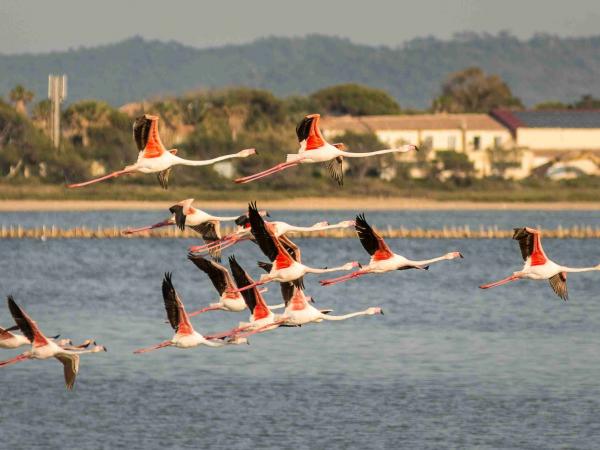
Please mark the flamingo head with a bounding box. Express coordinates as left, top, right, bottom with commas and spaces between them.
447, 252, 464, 260
92, 345, 108, 353
237, 148, 256, 158
57, 338, 73, 346
227, 335, 249, 345
366, 307, 384, 316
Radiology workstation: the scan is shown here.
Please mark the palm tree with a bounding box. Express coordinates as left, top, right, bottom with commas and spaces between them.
9, 84, 34, 115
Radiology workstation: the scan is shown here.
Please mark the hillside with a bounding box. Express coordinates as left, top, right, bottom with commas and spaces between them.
1, 33, 600, 108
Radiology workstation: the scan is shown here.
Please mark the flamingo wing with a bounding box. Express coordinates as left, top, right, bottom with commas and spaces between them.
187, 254, 234, 296
549, 273, 568, 301
279, 235, 301, 263
355, 214, 393, 260
325, 157, 344, 186
169, 204, 187, 230
7, 296, 48, 347
229, 256, 271, 320
133, 115, 165, 158
55, 353, 80, 390
513, 228, 548, 266
156, 168, 171, 189
248, 202, 279, 261
161, 273, 193, 334
190, 222, 222, 261
0, 326, 15, 341
296, 114, 326, 150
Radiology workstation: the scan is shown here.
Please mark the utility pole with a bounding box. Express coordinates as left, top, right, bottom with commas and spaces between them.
48, 74, 67, 148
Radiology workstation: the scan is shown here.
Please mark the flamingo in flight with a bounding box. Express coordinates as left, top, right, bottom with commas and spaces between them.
68, 114, 256, 189
274, 285, 384, 327
133, 273, 246, 354
0, 296, 107, 390
189, 213, 354, 255
320, 214, 463, 286
0, 323, 94, 350
233, 202, 359, 293
204, 256, 293, 340
234, 113, 417, 185
185, 253, 284, 316
479, 227, 600, 301
124, 198, 243, 260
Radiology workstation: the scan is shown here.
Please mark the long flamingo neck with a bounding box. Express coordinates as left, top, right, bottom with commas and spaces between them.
321, 310, 369, 321
338, 148, 404, 158
561, 265, 600, 273
175, 152, 245, 167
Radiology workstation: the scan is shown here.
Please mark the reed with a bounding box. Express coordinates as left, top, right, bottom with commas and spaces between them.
1, 225, 600, 239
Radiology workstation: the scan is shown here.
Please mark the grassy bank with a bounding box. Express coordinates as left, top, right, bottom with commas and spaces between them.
0, 183, 599, 203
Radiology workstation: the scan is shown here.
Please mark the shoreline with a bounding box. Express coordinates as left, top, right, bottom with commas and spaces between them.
2, 198, 600, 211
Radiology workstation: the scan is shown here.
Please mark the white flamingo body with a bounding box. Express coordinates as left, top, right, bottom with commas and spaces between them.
235, 114, 417, 185
0, 296, 106, 390
480, 227, 600, 300
321, 214, 462, 286
69, 115, 255, 189
0, 331, 29, 349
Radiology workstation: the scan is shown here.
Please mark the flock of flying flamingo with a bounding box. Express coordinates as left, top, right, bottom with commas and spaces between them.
2, 113, 599, 389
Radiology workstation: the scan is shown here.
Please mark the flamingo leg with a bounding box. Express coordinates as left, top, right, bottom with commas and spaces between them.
0, 353, 29, 367
188, 305, 222, 317
234, 161, 300, 184
133, 340, 172, 354
189, 235, 244, 253
319, 270, 369, 286
235, 319, 288, 338
479, 275, 519, 289
123, 220, 173, 235
67, 167, 136, 188
204, 324, 253, 340
234, 280, 268, 293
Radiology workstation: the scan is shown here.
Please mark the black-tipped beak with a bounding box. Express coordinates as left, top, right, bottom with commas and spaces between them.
50, 334, 60, 339
103, 346, 108, 352
414, 146, 420, 152
380, 309, 385, 315
266, 212, 271, 218
459, 253, 464, 259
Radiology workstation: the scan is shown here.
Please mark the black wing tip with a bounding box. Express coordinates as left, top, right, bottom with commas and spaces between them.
163, 272, 174, 289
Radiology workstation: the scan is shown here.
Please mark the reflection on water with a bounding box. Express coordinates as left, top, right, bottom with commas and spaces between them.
0, 210, 599, 449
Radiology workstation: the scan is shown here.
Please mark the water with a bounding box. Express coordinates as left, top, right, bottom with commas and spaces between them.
1, 210, 600, 449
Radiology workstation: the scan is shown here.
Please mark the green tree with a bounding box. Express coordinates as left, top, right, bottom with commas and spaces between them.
9, 84, 34, 115
534, 101, 568, 110
432, 67, 522, 113
311, 84, 401, 116
571, 94, 600, 109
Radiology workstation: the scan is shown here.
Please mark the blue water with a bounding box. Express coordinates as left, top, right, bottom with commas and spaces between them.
1, 210, 600, 449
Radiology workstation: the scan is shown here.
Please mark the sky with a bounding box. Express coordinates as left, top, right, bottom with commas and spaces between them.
1, 0, 600, 54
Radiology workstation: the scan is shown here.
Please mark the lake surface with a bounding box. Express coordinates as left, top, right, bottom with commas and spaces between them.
1, 210, 599, 449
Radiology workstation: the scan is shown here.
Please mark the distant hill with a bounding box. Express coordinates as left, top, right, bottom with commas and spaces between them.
2, 33, 600, 108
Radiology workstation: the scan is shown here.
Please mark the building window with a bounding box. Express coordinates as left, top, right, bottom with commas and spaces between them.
494, 136, 502, 148
473, 136, 481, 150
448, 136, 456, 150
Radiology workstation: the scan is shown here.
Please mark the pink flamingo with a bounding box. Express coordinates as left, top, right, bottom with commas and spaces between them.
0, 296, 107, 390
68, 115, 255, 189
234, 114, 417, 185
320, 214, 463, 286
479, 227, 600, 300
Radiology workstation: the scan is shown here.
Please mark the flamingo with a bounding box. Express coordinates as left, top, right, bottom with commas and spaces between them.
479, 227, 600, 300
185, 254, 284, 316
124, 198, 244, 260
0, 324, 94, 350
204, 256, 292, 340
272, 285, 383, 327
133, 273, 246, 354
0, 296, 107, 390
188, 215, 354, 255
320, 214, 463, 286
188, 209, 271, 254
233, 202, 359, 293
234, 113, 417, 185
68, 114, 256, 189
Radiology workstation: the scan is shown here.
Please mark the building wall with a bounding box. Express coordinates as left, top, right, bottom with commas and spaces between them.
517, 128, 600, 150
